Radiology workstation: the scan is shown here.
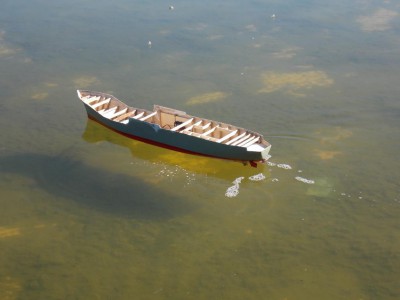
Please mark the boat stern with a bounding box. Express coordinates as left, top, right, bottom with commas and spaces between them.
261, 144, 272, 160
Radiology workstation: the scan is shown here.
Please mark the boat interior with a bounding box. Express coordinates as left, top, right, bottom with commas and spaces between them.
79, 90, 269, 151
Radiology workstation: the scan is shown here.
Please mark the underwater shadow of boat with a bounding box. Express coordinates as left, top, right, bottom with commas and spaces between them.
0, 153, 194, 220
82, 119, 268, 181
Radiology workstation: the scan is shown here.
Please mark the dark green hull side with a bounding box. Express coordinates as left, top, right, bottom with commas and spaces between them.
84, 104, 271, 163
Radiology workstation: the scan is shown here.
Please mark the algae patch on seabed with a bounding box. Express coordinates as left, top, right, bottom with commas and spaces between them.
73, 76, 99, 88
245, 24, 257, 32
207, 34, 224, 41
0, 44, 15, 57
0, 223, 51, 239
31, 92, 49, 100
314, 150, 342, 160
186, 92, 229, 105
272, 47, 300, 59
0, 227, 21, 239
316, 127, 353, 145
306, 177, 334, 197
258, 71, 333, 97
30, 82, 59, 100
313, 127, 352, 160
45, 82, 58, 87
0, 277, 21, 300
0, 30, 19, 57
357, 8, 399, 32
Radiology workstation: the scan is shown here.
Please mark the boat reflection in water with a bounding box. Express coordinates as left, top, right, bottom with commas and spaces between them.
82, 119, 268, 181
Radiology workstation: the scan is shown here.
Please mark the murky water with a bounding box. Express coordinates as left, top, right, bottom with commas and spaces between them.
1, 0, 400, 299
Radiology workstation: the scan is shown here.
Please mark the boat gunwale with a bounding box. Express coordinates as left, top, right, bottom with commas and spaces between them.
77, 89, 271, 154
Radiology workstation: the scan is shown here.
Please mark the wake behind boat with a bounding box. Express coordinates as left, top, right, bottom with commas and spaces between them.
77, 90, 271, 166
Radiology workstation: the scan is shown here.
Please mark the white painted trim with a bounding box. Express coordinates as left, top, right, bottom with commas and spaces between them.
243, 137, 260, 148
92, 99, 110, 110
217, 130, 238, 143
132, 112, 145, 119
110, 108, 128, 120
225, 132, 246, 145
200, 126, 219, 137
140, 111, 157, 121
230, 134, 251, 146
238, 136, 257, 147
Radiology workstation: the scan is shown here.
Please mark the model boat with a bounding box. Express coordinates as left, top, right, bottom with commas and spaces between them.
77, 90, 271, 166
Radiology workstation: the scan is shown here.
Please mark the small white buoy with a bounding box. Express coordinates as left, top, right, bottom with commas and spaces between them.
169, 5, 174, 10
148, 40, 152, 48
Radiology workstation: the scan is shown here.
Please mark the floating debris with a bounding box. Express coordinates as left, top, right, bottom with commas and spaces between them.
169, 5, 174, 10
148, 41, 152, 48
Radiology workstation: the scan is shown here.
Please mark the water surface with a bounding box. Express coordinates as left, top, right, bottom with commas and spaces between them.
1, 0, 400, 299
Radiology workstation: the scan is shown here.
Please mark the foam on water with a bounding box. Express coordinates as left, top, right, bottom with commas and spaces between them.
267, 161, 292, 170
158, 165, 197, 186
295, 176, 315, 184
224, 160, 320, 197
232, 177, 244, 185
225, 177, 244, 198
249, 173, 266, 181
225, 185, 240, 198
277, 164, 292, 170
225, 174, 268, 197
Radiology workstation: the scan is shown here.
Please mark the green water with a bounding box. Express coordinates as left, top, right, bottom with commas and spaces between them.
1, 0, 400, 299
